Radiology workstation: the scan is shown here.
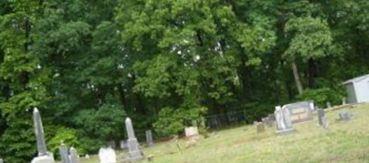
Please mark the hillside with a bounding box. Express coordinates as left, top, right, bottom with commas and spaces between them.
81, 103, 369, 163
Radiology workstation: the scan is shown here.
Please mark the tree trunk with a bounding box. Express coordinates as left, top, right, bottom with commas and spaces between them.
291, 61, 303, 95
308, 58, 317, 88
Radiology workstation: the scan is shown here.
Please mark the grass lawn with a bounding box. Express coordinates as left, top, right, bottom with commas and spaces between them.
80, 103, 369, 163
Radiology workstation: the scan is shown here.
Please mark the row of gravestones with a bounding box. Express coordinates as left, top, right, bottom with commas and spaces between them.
256, 102, 353, 134
0, 108, 155, 163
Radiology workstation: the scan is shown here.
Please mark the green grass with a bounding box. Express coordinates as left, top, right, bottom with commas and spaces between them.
81, 104, 369, 163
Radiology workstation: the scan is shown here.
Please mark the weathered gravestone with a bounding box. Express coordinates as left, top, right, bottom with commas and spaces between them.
69, 147, 79, 163
254, 122, 265, 133
31, 108, 55, 163
98, 147, 116, 163
59, 143, 69, 163
282, 101, 314, 123
317, 109, 328, 129
0, 158, 3, 163
185, 126, 199, 139
275, 106, 294, 134
338, 111, 352, 121
59, 144, 79, 163
125, 117, 143, 161
146, 130, 154, 147
262, 114, 275, 127
342, 97, 347, 105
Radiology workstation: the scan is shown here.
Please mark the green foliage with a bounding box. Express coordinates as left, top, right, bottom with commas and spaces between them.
48, 127, 80, 158
1, 0, 369, 161
154, 106, 207, 137
0, 124, 35, 162
284, 16, 334, 61
73, 101, 126, 142
298, 88, 344, 107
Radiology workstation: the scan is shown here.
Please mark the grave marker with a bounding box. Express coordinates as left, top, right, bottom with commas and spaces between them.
282, 101, 314, 123
255, 122, 265, 133
69, 147, 79, 163
31, 108, 55, 163
275, 106, 294, 134
317, 109, 328, 129
338, 111, 352, 121
125, 117, 143, 161
98, 147, 116, 163
59, 143, 69, 163
146, 130, 154, 147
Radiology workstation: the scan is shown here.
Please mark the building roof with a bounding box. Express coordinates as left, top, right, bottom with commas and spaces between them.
343, 74, 369, 85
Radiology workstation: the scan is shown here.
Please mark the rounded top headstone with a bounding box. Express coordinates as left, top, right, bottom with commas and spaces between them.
125, 117, 131, 123
33, 107, 39, 113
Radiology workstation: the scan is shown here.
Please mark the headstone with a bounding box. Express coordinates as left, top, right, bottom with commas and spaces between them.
275, 106, 294, 134
98, 147, 116, 163
59, 143, 70, 163
342, 97, 346, 105
69, 147, 79, 163
31, 155, 55, 163
282, 101, 314, 123
184, 126, 199, 138
326, 102, 331, 108
317, 109, 328, 128
254, 122, 265, 133
262, 114, 275, 127
84, 154, 90, 159
200, 117, 206, 128
31, 108, 55, 163
338, 111, 352, 121
125, 117, 143, 161
0, 158, 3, 163
145, 130, 154, 147
33, 108, 48, 156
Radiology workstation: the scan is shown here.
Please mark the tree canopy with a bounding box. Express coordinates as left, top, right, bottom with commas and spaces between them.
0, 0, 368, 161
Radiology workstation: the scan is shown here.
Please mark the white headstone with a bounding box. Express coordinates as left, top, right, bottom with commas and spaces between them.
275, 106, 294, 134
185, 127, 199, 137
32, 108, 55, 163
98, 147, 117, 163
125, 117, 143, 160
31, 155, 55, 163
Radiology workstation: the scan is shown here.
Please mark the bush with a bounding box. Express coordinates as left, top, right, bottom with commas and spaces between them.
73, 101, 126, 148
154, 106, 207, 137
0, 123, 35, 162
298, 87, 344, 107
48, 127, 80, 158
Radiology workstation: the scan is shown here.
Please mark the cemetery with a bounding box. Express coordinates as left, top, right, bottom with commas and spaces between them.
1, 1, 369, 163
18, 102, 369, 163
56, 103, 367, 163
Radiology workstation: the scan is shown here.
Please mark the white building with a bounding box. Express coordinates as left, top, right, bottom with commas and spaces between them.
343, 74, 369, 103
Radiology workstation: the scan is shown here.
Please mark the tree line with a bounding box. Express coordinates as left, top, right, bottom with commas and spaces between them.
0, 0, 368, 161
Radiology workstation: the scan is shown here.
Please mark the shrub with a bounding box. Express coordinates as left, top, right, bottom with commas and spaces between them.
298, 87, 344, 107
154, 106, 207, 137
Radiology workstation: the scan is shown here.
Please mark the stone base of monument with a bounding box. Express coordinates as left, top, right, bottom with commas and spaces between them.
31, 153, 55, 163
126, 138, 143, 161
276, 128, 295, 135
